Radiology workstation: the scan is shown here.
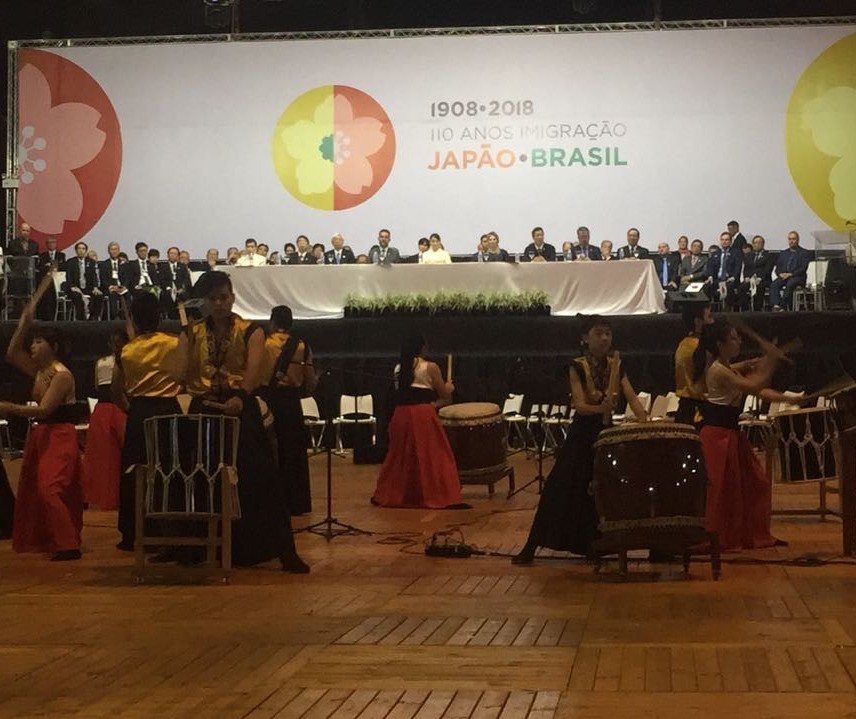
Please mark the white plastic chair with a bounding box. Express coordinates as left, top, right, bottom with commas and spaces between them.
300, 396, 327, 452
665, 392, 680, 416
332, 394, 376, 451
649, 394, 670, 420
52, 271, 74, 321
501, 393, 530, 452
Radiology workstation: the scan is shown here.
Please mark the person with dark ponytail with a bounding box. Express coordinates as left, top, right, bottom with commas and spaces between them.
673, 300, 713, 426
691, 319, 791, 551
371, 334, 460, 508
1, 299, 83, 560
513, 315, 648, 565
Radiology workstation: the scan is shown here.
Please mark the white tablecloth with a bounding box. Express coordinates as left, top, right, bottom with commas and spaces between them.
229, 261, 666, 320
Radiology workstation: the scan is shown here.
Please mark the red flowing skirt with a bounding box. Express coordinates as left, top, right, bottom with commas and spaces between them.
700, 425, 777, 551
373, 404, 461, 508
81, 403, 126, 510
13, 423, 83, 553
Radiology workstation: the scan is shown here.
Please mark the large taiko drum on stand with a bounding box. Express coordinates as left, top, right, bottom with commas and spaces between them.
591, 422, 719, 579
830, 386, 856, 555
439, 402, 514, 496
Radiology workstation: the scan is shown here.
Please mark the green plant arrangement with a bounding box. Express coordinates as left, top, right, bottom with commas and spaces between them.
343, 289, 550, 317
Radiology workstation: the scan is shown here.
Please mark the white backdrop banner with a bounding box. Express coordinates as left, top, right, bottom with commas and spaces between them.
13, 26, 856, 257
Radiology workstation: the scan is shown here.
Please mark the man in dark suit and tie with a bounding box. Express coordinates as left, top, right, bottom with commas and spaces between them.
617, 228, 650, 260
738, 235, 775, 311
653, 242, 680, 291
367, 228, 402, 265
521, 226, 556, 262
707, 231, 742, 309
770, 230, 812, 311
158, 246, 193, 318
287, 235, 318, 265
66, 241, 104, 320
35, 236, 66, 320
120, 241, 159, 295
324, 233, 356, 265
571, 226, 602, 261
727, 220, 748, 254
679, 239, 709, 287
99, 241, 129, 318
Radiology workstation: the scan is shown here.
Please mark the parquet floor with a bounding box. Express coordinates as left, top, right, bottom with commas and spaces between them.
2, 449, 856, 718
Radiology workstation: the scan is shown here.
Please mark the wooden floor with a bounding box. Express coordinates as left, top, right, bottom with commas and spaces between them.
2, 448, 856, 719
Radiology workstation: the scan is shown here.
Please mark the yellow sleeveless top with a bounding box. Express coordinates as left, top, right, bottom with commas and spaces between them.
186, 314, 256, 396
120, 332, 182, 398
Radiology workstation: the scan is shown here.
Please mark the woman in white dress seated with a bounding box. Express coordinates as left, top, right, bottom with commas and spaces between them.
421, 233, 452, 265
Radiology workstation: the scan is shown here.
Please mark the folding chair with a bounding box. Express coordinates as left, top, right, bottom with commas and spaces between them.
300, 396, 327, 453
332, 394, 376, 452
501, 393, 530, 453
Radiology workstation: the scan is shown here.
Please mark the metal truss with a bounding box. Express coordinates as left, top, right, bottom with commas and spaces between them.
9, 15, 856, 48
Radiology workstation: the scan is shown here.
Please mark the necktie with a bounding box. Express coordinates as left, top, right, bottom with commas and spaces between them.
719, 251, 728, 280
661, 258, 669, 286
691, 256, 698, 269
80, 259, 87, 290
336, 251, 341, 264
141, 260, 149, 284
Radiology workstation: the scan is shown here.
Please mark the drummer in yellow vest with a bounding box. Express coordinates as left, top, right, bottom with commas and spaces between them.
674, 300, 713, 426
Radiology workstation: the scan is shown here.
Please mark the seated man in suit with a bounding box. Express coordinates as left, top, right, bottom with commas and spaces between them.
120, 241, 159, 295
706, 231, 742, 309
679, 239, 709, 286
617, 227, 650, 260
159, 246, 193, 318
653, 242, 680, 291
368, 228, 401, 265
521, 226, 556, 262
474, 235, 490, 262
99, 241, 128, 318
324, 233, 356, 265
288, 235, 317, 265
66, 241, 104, 320
35, 236, 66, 320
571, 226, 602, 261
600, 240, 615, 260
770, 230, 811, 311
738, 235, 775, 311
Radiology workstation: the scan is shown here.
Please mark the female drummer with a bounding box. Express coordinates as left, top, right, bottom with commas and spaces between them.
81, 329, 128, 511
113, 293, 184, 551
513, 315, 648, 564
259, 305, 318, 516
372, 334, 461, 508
1, 300, 83, 561
692, 320, 791, 551
673, 300, 713, 426
182, 271, 309, 572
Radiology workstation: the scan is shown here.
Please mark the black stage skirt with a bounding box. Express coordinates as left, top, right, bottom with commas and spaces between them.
525, 414, 604, 556
260, 386, 312, 516
0, 459, 14, 540
675, 397, 703, 428
118, 396, 182, 545
189, 393, 294, 567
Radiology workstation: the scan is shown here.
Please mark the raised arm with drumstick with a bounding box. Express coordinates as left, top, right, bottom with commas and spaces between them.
692, 319, 791, 552
0, 286, 84, 561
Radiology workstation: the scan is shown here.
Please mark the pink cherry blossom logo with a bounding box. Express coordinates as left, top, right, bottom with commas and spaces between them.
17, 49, 122, 251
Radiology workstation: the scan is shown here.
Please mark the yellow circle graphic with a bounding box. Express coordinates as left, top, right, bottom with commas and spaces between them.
786, 32, 856, 229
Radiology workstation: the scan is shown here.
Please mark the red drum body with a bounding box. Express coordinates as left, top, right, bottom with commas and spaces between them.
439, 402, 506, 478
593, 423, 707, 532
772, 407, 836, 482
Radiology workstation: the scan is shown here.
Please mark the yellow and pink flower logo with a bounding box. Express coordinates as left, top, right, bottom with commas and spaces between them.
271, 86, 396, 210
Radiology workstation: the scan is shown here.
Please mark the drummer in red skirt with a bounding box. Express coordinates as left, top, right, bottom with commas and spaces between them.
1, 299, 84, 561
372, 334, 462, 509
691, 320, 792, 551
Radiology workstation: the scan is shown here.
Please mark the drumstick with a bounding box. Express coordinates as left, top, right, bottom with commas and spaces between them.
731, 317, 796, 365
603, 350, 621, 426
28, 263, 57, 310
446, 353, 453, 382
118, 293, 135, 340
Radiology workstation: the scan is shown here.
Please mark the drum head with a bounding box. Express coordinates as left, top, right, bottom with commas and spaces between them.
439, 402, 501, 420
595, 422, 698, 448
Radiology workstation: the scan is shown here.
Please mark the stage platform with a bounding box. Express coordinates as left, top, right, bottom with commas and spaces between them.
1, 310, 854, 447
